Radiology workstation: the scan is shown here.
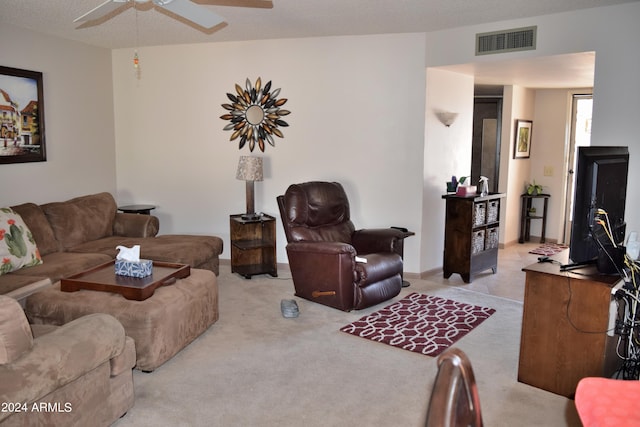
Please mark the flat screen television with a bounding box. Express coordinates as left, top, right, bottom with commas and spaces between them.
568, 146, 629, 266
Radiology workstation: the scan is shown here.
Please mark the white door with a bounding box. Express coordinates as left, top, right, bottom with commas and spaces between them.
563, 94, 593, 243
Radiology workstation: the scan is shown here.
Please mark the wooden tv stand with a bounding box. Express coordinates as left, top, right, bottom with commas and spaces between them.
518, 252, 622, 398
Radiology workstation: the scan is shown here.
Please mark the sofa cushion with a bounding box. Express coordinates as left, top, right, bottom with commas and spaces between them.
0, 274, 50, 297
11, 203, 60, 256
142, 234, 224, 270
42, 192, 117, 250
28, 324, 135, 376
65, 236, 147, 259
68, 234, 224, 275
0, 207, 43, 275
0, 295, 33, 364
30, 323, 59, 338
11, 251, 112, 283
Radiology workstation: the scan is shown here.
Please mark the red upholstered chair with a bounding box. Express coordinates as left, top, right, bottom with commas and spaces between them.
425, 348, 483, 427
575, 377, 640, 426
276, 181, 404, 311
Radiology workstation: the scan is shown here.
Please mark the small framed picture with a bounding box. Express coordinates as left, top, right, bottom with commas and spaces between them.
0, 66, 46, 164
514, 119, 532, 159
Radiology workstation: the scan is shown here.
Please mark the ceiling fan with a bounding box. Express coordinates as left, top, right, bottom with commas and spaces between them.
74, 0, 273, 30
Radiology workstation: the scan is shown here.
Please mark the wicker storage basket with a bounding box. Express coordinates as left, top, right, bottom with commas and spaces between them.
473, 202, 486, 227
471, 229, 485, 254
485, 227, 499, 250
487, 200, 500, 223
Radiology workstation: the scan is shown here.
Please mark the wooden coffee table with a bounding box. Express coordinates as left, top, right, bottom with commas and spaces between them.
61, 260, 190, 301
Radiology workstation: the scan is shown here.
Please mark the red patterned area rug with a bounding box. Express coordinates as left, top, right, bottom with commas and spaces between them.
340, 292, 496, 357
529, 243, 568, 256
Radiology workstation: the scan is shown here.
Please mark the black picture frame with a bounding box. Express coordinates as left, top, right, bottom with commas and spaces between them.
513, 119, 532, 159
0, 66, 46, 164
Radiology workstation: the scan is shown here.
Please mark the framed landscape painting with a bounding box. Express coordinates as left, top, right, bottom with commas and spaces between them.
514, 119, 532, 159
0, 66, 46, 164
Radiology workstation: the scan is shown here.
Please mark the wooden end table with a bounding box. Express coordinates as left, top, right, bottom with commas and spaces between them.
230, 214, 277, 279
118, 204, 156, 215
519, 194, 550, 243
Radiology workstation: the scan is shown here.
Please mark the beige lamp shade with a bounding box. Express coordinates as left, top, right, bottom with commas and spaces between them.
236, 156, 263, 219
236, 156, 263, 182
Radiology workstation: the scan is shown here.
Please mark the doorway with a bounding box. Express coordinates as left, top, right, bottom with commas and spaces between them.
562, 93, 593, 243
471, 96, 503, 193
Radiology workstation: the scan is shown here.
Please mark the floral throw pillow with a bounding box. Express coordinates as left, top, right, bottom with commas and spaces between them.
0, 207, 43, 275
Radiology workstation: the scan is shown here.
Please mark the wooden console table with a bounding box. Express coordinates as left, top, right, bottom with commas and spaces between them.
442, 193, 505, 283
518, 253, 622, 397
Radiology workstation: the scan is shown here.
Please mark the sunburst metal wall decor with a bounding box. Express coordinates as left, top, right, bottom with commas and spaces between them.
220, 77, 290, 152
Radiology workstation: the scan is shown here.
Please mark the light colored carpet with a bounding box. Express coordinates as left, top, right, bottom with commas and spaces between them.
113, 265, 582, 427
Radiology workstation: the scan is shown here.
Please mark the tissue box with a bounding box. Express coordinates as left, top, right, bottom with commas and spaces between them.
115, 259, 153, 278
456, 185, 477, 197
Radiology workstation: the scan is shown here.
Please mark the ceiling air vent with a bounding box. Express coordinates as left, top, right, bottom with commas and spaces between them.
476, 26, 537, 56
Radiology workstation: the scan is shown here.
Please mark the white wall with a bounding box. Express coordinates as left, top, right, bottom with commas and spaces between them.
422, 68, 474, 272
499, 86, 535, 245
589, 5, 640, 239
112, 34, 427, 272
424, 2, 640, 245
3, 2, 638, 276
0, 24, 116, 207
529, 89, 581, 242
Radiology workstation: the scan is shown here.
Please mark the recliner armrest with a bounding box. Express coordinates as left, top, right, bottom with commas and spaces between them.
113, 212, 160, 237
354, 253, 403, 284
286, 241, 356, 256
352, 228, 408, 254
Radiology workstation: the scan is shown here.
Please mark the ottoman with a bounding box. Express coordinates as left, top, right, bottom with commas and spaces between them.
24, 269, 218, 372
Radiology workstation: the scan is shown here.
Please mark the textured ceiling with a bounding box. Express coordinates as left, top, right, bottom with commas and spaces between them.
0, 0, 636, 49
1, 0, 636, 88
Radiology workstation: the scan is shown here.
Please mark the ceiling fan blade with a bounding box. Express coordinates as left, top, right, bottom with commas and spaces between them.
73, 0, 129, 23
154, 0, 225, 29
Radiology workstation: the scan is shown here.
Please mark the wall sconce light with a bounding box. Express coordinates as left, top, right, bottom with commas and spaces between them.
435, 111, 459, 127
236, 156, 263, 220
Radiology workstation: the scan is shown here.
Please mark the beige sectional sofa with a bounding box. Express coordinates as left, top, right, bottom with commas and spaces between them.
0, 192, 223, 299
0, 192, 224, 425
0, 295, 135, 426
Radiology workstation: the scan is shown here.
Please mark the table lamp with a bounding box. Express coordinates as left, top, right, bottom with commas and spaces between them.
236, 156, 263, 220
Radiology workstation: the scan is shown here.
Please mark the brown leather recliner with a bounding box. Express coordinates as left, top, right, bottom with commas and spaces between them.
277, 181, 404, 311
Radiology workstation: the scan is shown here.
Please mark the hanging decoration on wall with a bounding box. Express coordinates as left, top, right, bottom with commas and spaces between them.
220, 77, 290, 152
133, 3, 141, 80
0, 66, 46, 164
